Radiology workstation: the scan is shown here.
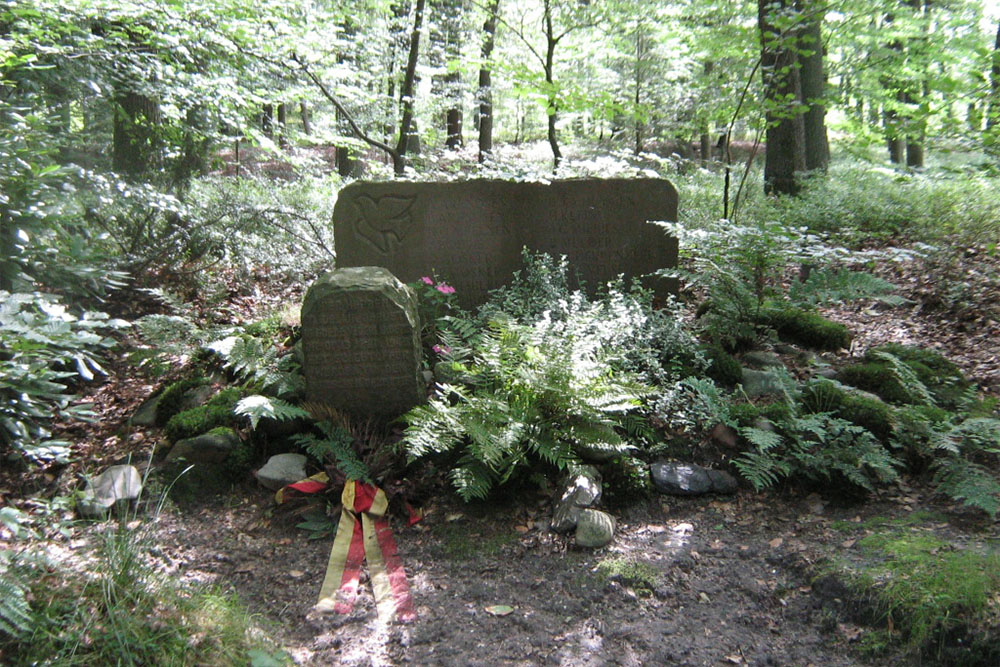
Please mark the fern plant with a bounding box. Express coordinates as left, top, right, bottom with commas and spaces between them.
403, 317, 650, 501
205, 333, 303, 398
734, 413, 900, 492
0, 552, 32, 639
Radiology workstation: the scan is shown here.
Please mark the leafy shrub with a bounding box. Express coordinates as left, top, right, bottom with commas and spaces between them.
759, 306, 852, 351
734, 413, 900, 493
404, 317, 650, 501
163, 389, 243, 443
702, 343, 743, 386
601, 455, 653, 508
839, 345, 971, 409
206, 333, 303, 399
800, 381, 895, 442
154, 377, 209, 426
1, 292, 127, 464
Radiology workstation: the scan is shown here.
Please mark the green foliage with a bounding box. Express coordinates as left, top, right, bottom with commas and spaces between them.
0, 292, 127, 464
702, 343, 743, 386
235, 396, 311, 431
404, 316, 649, 502
163, 389, 243, 443
595, 557, 661, 597
0, 553, 32, 639
407, 274, 460, 355
800, 380, 895, 442
787, 268, 904, 308
206, 334, 303, 399
759, 305, 852, 351
840, 345, 971, 409
845, 525, 1000, 661
154, 377, 209, 427
601, 455, 653, 508
734, 413, 899, 493
0, 523, 281, 665
292, 421, 372, 484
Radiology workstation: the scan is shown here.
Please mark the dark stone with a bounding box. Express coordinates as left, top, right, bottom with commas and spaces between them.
129, 395, 159, 427
742, 350, 784, 369
550, 465, 602, 533
741, 368, 785, 398
332, 179, 679, 308
707, 469, 739, 494
301, 267, 423, 417
651, 462, 713, 496
166, 430, 239, 464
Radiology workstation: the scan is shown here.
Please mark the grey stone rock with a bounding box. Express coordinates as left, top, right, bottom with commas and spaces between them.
740, 368, 785, 398
78, 465, 143, 519
651, 462, 713, 496
301, 267, 423, 417
333, 179, 679, 309
774, 343, 799, 355
573, 441, 621, 463
183, 384, 215, 410
742, 351, 784, 369
575, 509, 616, 548
166, 429, 239, 464
816, 367, 838, 380
255, 453, 309, 491
129, 395, 160, 427
707, 469, 739, 494
551, 466, 602, 533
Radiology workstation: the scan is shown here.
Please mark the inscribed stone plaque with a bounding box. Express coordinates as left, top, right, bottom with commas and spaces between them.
332, 179, 678, 308
301, 266, 423, 417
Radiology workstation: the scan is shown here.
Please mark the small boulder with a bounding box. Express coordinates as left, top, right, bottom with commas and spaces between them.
652, 462, 738, 496
707, 469, 739, 494
551, 466, 602, 533
77, 465, 143, 519
129, 395, 160, 427
651, 462, 713, 496
575, 509, 616, 548
166, 429, 239, 464
573, 441, 622, 463
740, 368, 785, 398
256, 453, 309, 491
742, 351, 784, 369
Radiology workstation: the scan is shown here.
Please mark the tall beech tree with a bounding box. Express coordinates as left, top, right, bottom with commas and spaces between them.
759, 0, 806, 195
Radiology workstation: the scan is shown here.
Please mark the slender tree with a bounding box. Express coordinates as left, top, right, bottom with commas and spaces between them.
759, 0, 806, 195
478, 0, 501, 162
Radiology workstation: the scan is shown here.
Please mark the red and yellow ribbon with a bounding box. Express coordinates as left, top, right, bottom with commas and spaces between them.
314, 480, 416, 623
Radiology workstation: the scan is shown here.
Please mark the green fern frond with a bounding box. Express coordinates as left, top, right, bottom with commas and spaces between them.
872, 351, 936, 407
291, 421, 372, 483
0, 560, 32, 638
933, 458, 1000, 518
235, 395, 311, 430
788, 268, 904, 307
733, 450, 790, 491
739, 426, 784, 451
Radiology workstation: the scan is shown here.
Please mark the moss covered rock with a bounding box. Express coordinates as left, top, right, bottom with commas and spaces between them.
760, 306, 852, 351
800, 380, 895, 442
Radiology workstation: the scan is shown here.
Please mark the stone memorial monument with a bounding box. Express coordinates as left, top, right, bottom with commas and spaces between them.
332, 179, 678, 307
300, 267, 423, 416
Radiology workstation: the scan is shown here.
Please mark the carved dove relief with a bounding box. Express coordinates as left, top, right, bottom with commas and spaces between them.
352, 194, 417, 254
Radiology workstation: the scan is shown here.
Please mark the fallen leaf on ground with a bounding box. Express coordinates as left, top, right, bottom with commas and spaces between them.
769, 537, 783, 548
484, 605, 514, 616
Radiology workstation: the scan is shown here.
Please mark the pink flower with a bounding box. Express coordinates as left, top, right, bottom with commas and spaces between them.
432, 344, 451, 355
420, 276, 434, 285
436, 283, 456, 295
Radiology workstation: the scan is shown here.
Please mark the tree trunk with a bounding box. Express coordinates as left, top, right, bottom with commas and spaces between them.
759, 0, 806, 195
633, 25, 645, 156
478, 0, 500, 162
797, 0, 829, 171
261, 103, 274, 138
442, 0, 464, 149
300, 102, 312, 134
277, 103, 288, 148
394, 0, 426, 174
700, 130, 712, 163
544, 0, 561, 170
989, 21, 1000, 130
113, 90, 162, 179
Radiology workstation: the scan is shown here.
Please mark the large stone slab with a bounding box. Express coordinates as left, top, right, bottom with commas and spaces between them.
333, 179, 678, 308
301, 266, 424, 416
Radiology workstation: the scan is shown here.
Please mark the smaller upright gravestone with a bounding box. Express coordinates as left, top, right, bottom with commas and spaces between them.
301, 267, 423, 417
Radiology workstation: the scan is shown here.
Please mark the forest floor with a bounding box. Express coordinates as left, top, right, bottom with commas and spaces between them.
4, 213, 1000, 665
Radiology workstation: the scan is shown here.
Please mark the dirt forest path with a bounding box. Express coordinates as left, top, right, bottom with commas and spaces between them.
152, 485, 884, 666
